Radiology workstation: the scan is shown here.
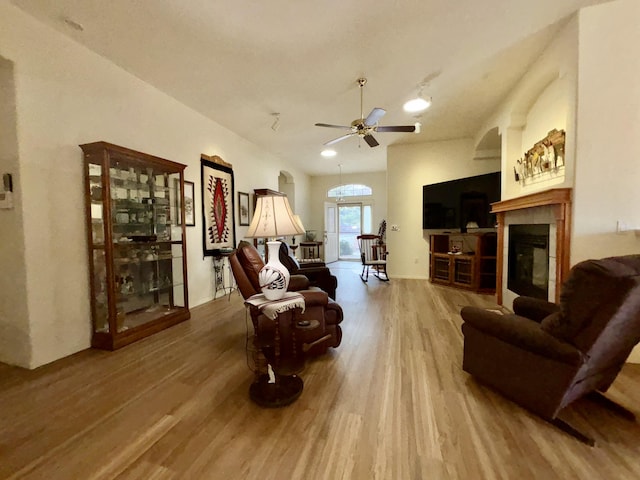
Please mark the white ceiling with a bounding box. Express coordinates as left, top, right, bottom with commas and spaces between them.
11, 0, 608, 175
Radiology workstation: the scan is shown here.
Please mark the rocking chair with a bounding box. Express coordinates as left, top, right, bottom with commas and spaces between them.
357, 234, 389, 282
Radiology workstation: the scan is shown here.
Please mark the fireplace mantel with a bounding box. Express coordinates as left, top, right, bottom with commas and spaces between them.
491, 188, 572, 305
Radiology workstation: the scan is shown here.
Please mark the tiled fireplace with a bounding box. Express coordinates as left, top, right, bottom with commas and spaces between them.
491, 189, 572, 308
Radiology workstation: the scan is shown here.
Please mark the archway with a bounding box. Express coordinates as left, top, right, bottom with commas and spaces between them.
278, 170, 295, 211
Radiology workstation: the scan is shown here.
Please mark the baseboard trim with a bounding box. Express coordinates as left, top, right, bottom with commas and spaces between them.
388, 274, 429, 280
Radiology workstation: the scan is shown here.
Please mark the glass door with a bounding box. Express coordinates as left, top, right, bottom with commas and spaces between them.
338, 204, 362, 260
324, 202, 338, 263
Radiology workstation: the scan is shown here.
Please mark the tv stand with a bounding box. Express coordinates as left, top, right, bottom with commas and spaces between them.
429, 232, 497, 294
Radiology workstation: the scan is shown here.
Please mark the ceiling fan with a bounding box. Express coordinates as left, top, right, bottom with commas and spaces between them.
315, 77, 416, 148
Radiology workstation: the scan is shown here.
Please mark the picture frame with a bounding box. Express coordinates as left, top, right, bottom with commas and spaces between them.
200, 154, 235, 256
184, 180, 195, 227
238, 191, 250, 226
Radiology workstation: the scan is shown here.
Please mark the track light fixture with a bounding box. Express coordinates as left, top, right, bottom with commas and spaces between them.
403, 83, 432, 114
63, 17, 85, 32
271, 113, 281, 131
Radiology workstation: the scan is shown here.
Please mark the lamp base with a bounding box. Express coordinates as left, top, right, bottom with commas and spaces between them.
259, 241, 290, 300
249, 374, 303, 407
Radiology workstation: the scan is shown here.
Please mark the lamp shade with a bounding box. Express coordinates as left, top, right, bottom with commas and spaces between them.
293, 215, 306, 233
245, 194, 305, 239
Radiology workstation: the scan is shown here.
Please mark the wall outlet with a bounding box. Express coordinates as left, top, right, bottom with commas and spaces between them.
391, 224, 399, 231
0, 191, 13, 209
617, 220, 629, 234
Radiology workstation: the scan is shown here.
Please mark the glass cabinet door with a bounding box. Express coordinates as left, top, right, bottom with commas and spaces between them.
88, 162, 109, 332
109, 159, 185, 332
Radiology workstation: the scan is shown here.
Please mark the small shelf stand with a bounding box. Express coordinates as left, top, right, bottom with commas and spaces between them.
428, 232, 497, 294
212, 250, 236, 299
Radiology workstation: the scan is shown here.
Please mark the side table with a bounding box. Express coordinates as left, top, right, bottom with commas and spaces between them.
245, 292, 308, 407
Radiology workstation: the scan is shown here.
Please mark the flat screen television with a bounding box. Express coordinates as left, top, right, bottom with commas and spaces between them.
422, 172, 501, 230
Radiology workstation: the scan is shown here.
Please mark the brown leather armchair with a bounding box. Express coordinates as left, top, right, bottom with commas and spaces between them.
278, 242, 338, 299
230, 240, 343, 356
461, 255, 640, 445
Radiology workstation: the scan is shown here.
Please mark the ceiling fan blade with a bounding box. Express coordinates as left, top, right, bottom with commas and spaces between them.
364, 108, 386, 126
363, 134, 379, 147
376, 125, 416, 133
315, 123, 351, 129
324, 133, 355, 146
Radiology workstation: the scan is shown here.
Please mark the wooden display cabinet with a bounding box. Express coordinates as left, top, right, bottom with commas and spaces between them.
81, 142, 190, 350
429, 232, 497, 294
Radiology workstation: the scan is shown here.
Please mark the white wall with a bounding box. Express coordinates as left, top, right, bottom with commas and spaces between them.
0, 55, 30, 367
488, 15, 578, 201
575, 0, 640, 363
572, 0, 640, 263
0, 3, 308, 368
488, 21, 576, 307
308, 171, 387, 245
387, 139, 500, 279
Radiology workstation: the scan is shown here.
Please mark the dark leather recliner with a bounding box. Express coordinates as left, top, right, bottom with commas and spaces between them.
230, 240, 343, 356
460, 255, 640, 445
278, 242, 338, 299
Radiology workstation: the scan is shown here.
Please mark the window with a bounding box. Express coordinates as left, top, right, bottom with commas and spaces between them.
363, 205, 372, 233
327, 184, 372, 198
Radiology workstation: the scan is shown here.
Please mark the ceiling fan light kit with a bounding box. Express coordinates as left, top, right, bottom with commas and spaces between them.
315, 77, 417, 148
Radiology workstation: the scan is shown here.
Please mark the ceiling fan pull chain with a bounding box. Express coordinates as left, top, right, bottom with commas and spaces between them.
359, 77, 365, 121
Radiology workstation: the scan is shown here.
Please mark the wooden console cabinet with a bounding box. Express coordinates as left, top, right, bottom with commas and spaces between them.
429, 232, 497, 293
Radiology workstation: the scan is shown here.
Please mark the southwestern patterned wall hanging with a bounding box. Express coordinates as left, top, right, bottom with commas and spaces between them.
201, 154, 235, 256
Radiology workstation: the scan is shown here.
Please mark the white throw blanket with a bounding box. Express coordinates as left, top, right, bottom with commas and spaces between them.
245, 292, 306, 320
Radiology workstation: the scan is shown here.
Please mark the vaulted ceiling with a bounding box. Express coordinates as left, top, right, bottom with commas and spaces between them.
11, 0, 608, 175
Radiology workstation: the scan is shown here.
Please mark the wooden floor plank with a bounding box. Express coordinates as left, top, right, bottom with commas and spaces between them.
2, 261, 640, 479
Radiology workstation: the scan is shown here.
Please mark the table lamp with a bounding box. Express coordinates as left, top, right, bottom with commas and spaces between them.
245, 192, 305, 300
291, 214, 305, 245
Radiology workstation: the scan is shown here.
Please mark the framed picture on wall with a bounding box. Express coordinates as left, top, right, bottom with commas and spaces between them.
200, 154, 235, 255
238, 191, 250, 226
184, 180, 195, 227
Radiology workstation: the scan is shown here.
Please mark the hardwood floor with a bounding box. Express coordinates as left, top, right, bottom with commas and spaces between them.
1, 261, 640, 479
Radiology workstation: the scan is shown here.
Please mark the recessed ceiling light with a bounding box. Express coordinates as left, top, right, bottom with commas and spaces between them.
63, 17, 85, 32
321, 149, 337, 158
